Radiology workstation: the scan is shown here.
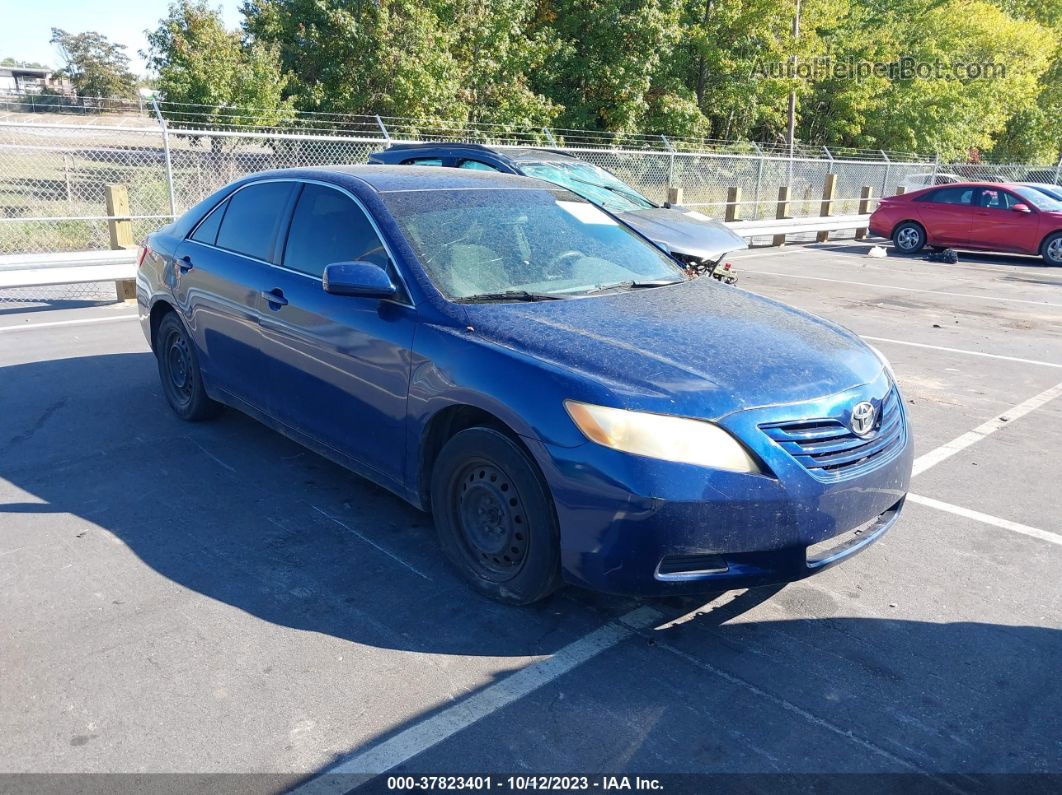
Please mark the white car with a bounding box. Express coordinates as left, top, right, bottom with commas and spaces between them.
900, 173, 962, 192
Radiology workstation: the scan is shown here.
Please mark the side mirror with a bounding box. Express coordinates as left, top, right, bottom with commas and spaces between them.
1012, 203, 1032, 214
323, 261, 397, 298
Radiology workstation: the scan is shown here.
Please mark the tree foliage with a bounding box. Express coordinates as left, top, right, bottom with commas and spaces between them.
49, 29, 138, 98
134, 0, 1061, 161
144, 1, 293, 131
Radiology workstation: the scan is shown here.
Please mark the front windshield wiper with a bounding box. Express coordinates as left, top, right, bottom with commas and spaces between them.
576, 280, 683, 296
455, 290, 564, 303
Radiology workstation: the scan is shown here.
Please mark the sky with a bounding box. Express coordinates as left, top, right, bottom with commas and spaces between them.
0, 0, 244, 76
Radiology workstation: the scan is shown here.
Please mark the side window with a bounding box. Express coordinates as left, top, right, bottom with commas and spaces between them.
215, 181, 295, 261
282, 183, 389, 278
190, 199, 227, 245
458, 159, 500, 172
979, 189, 1017, 209
927, 187, 974, 206
403, 157, 443, 167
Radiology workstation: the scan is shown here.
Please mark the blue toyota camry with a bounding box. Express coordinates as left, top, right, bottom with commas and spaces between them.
137, 166, 912, 604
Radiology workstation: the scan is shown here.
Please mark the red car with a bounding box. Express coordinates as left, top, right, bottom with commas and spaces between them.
869, 182, 1062, 266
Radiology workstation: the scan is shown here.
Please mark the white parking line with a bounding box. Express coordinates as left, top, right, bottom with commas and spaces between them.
0, 314, 138, 333
862, 336, 1062, 369
907, 494, 1061, 547
292, 606, 663, 793
740, 269, 1062, 308
310, 505, 434, 581
912, 381, 1062, 476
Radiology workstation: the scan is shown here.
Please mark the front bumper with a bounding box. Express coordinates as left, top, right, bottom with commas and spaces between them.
529, 374, 913, 596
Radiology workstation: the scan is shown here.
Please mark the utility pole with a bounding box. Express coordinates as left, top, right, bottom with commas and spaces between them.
786, 0, 802, 157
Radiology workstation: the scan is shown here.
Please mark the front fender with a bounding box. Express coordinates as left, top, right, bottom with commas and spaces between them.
404, 322, 614, 496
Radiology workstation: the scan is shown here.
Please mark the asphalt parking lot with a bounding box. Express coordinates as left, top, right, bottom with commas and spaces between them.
2, 240, 1060, 792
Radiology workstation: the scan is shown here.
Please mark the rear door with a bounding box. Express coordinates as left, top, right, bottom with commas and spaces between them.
172, 180, 296, 409
967, 187, 1042, 254
256, 181, 417, 482
914, 186, 975, 246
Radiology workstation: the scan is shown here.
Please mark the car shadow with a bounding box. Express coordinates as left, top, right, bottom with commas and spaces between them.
296, 612, 1062, 782
3, 352, 1060, 777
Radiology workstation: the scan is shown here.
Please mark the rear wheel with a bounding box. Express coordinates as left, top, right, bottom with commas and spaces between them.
893, 222, 926, 254
431, 427, 562, 604
1042, 233, 1062, 266
156, 313, 220, 421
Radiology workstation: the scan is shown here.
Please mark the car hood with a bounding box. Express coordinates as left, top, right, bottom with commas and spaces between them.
462, 278, 883, 419
613, 207, 748, 263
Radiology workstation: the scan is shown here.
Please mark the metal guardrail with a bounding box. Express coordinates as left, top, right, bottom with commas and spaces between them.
0, 214, 875, 292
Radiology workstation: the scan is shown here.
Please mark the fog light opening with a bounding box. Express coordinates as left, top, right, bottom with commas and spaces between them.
655, 553, 729, 580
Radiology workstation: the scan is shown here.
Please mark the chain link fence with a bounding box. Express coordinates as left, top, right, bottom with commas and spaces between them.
2, 103, 1060, 305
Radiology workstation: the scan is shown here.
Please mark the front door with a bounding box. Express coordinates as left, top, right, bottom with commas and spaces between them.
967, 187, 1042, 254
256, 182, 417, 483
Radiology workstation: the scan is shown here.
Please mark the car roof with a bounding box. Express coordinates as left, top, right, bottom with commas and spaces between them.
246, 164, 559, 193
375, 142, 579, 164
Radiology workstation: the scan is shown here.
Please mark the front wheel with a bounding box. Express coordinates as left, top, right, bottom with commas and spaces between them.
1042, 233, 1062, 266
893, 222, 927, 254
156, 313, 220, 421
431, 427, 562, 604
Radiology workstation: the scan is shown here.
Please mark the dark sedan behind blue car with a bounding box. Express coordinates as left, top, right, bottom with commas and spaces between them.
137, 166, 912, 604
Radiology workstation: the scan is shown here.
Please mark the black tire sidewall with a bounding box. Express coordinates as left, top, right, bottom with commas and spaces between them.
894, 222, 926, 253
431, 427, 561, 604
1043, 233, 1062, 266
156, 313, 217, 421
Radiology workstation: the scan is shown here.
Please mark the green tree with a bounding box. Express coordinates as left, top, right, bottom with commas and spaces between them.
796, 0, 1050, 158
49, 29, 137, 98
144, 1, 293, 132
243, 0, 466, 122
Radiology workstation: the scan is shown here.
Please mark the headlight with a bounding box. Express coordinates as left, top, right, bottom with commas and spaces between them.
868, 344, 895, 380
564, 400, 761, 474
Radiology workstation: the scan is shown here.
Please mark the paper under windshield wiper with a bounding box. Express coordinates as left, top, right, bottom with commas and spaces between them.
455, 290, 564, 303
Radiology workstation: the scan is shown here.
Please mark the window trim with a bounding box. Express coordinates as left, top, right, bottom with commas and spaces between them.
182, 178, 414, 307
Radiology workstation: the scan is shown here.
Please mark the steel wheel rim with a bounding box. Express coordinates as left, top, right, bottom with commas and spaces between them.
164, 330, 193, 406
453, 461, 528, 581
896, 227, 919, 250
1048, 238, 1062, 262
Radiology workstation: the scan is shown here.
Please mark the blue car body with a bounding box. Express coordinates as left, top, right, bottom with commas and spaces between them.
138, 166, 912, 597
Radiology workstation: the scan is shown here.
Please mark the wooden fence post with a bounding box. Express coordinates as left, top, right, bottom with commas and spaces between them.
105, 183, 136, 301
855, 186, 873, 240
816, 173, 837, 243
724, 186, 742, 222
772, 186, 790, 247
666, 186, 684, 206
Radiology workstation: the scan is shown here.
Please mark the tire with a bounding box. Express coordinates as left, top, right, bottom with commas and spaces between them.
1042, 232, 1062, 266
893, 221, 927, 254
155, 312, 221, 421
431, 427, 562, 604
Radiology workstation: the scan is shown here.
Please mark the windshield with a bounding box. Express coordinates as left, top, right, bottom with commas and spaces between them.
380, 188, 685, 300
519, 160, 656, 212
1014, 186, 1062, 212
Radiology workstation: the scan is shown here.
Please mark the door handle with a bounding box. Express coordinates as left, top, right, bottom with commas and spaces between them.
262, 288, 288, 307
177, 255, 193, 272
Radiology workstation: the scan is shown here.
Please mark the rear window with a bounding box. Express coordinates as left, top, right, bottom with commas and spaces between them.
215, 181, 295, 261
190, 200, 227, 245
919, 187, 974, 205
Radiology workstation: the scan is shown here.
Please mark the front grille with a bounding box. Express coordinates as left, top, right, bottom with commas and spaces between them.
760, 388, 905, 480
